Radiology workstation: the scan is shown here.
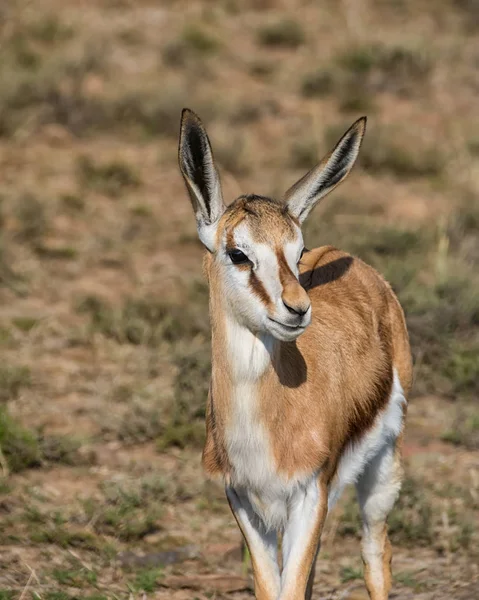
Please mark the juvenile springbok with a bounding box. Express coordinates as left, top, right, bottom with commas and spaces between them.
178, 108, 412, 600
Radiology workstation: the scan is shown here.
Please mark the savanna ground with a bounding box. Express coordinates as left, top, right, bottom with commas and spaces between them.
0, 0, 478, 598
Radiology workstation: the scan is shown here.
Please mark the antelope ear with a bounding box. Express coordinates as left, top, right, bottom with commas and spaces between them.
284, 117, 367, 224
178, 108, 225, 251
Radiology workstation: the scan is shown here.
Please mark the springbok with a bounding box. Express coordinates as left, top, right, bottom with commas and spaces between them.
178, 108, 412, 600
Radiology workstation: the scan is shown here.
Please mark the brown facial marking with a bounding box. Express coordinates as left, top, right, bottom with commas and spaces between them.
276, 249, 297, 287
249, 271, 273, 311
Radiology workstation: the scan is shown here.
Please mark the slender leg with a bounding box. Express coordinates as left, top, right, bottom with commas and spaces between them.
355, 440, 403, 600
226, 486, 280, 600
279, 477, 327, 600
304, 545, 320, 600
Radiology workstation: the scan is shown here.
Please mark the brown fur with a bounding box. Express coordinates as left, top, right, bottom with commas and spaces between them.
223, 195, 297, 245
277, 249, 311, 314
201, 254, 231, 477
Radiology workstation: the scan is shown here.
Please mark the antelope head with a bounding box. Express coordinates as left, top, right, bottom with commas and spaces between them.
178, 109, 366, 342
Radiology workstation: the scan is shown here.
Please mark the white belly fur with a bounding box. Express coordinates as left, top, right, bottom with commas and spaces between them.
328, 368, 406, 509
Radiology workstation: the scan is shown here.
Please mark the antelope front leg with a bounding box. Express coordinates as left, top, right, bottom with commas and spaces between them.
226, 486, 280, 600
280, 477, 327, 600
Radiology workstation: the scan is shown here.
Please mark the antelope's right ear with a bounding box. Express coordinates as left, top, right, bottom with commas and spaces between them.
178, 108, 225, 252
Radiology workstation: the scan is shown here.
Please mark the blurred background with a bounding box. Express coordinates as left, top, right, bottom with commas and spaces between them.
0, 0, 478, 598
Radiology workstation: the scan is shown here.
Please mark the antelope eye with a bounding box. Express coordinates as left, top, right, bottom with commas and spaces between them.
228, 249, 250, 265
299, 247, 306, 261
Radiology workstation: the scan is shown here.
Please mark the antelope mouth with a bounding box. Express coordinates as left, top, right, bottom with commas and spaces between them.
268, 318, 306, 331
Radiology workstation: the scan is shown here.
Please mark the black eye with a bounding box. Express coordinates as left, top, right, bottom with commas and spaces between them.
228, 249, 250, 265
299, 247, 306, 261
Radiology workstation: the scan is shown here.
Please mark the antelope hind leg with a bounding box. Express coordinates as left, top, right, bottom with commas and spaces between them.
356, 440, 403, 600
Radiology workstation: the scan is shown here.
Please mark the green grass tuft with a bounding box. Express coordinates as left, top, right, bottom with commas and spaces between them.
14, 193, 47, 243
132, 567, 163, 592
340, 565, 363, 582
337, 43, 431, 95
31, 526, 101, 551
290, 139, 318, 170
157, 421, 205, 451
40, 435, 88, 466
301, 70, 334, 98
76, 156, 141, 198
0, 406, 40, 473
85, 476, 167, 542
360, 136, 443, 178
441, 405, 479, 449
257, 19, 305, 48
0, 365, 31, 401
52, 567, 97, 587
389, 476, 433, 545
181, 24, 220, 54
28, 15, 74, 44
12, 317, 39, 332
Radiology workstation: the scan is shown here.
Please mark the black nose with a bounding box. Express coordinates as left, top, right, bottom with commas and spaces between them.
283, 300, 309, 316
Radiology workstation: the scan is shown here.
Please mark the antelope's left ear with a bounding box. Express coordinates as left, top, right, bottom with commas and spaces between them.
178, 108, 225, 251
284, 117, 367, 224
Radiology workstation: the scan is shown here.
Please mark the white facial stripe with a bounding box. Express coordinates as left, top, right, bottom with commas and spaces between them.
284, 227, 304, 276
227, 221, 254, 259
254, 243, 283, 303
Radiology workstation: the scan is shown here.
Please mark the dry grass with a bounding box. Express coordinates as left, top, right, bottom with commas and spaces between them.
0, 0, 478, 598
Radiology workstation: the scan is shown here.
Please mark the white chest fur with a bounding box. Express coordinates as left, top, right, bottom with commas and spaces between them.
224, 318, 308, 529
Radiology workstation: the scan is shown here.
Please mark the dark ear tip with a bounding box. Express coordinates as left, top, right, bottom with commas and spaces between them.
347, 116, 367, 140
181, 107, 202, 127
356, 115, 367, 129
